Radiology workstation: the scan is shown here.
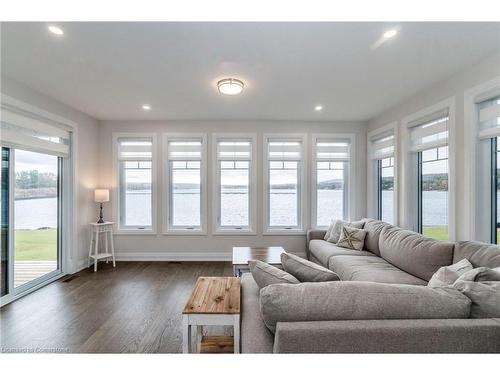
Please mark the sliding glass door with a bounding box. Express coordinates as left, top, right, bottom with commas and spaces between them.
0, 147, 61, 299
14, 149, 60, 288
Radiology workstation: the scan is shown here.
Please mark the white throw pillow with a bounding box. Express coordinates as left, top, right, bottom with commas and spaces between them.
326, 219, 364, 244
324, 220, 336, 240
427, 258, 473, 288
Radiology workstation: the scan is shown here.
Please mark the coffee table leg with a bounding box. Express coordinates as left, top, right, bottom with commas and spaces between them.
182, 315, 191, 353
233, 314, 240, 354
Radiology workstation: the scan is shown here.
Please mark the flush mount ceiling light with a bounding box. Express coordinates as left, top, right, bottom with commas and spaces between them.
383, 29, 398, 39
315, 105, 323, 111
217, 78, 244, 95
142, 104, 151, 111
48, 25, 64, 36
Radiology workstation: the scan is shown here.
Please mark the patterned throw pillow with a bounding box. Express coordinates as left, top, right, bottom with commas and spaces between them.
326, 220, 364, 243
336, 226, 367, 251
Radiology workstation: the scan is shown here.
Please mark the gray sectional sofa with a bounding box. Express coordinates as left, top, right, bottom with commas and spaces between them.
241, 218, 500, 353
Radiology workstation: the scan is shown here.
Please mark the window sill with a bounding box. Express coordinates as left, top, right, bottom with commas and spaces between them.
263, 229, 306, 236
213, 229, 257, 236
163, 230, 206, 236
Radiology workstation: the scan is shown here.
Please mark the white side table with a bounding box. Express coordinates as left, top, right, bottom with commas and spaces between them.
88, 222, 116, 272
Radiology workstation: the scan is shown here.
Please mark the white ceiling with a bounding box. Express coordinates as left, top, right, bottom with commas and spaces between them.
1, 22, 500, 121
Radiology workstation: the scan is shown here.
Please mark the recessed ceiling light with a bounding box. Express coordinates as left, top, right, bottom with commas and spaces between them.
315, 105, 323, 111
383, 29, 398, 39
142, 104, 151, 111
217, 78, 244, 95
48, 25, 64, 36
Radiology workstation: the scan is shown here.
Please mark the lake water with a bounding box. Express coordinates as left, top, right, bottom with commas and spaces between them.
14, 190, 472, 230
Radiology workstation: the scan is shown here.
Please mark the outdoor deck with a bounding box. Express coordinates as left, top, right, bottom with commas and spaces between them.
14, 260, 58, 288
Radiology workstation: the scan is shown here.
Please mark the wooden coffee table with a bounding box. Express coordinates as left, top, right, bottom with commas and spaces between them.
182, 277, 240, 354
232, 246, 286, 277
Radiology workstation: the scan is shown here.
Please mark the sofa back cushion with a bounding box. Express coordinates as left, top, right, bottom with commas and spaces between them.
453, 241, 500, 268
259, 281, 470, 332
379, 226, 454, 281
281, 253, 340, 282
362, 218, 393, 256
249, 260, 300, 289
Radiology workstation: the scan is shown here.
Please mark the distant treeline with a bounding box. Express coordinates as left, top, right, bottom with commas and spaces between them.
381, 174, 448, 191
16, 171, 57, 189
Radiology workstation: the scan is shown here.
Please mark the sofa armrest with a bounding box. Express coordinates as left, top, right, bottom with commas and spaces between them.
274, 319, 500, 353
306, 229, 326, 244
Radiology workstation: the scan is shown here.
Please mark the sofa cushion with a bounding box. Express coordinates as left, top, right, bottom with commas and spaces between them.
329, 255, 427, 285
362, 218, 393, 257
453, 241, 500, 268
427, 258, 473, 288
309, 240, 375, 267
379, 226, 454, 281
259, 281, 471, 332
249, 260, 299, 289
281, 253, 339, 282
241, 273, 274, 353
453, 267, 500, 318
326, 219, 365, 243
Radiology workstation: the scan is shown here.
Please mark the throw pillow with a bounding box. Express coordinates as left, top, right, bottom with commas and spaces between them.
427, 258, 473, 288
453, 267, 500, 318
249, 260, 300, 289
336, 226, 366, 251
280, 252, 340, 282
326, 219, 364, 243
324, 220, 335, 240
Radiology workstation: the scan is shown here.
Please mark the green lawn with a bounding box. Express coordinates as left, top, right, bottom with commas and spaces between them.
422, 226, 448, 241
14, 229, 57, 261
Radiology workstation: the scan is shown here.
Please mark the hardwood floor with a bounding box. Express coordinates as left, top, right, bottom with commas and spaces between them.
0, 261, 233, 353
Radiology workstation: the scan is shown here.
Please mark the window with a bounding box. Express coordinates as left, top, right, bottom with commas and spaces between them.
410, 113, 450, 240
369, 130, 395, 224
378, 157, 394, 224
492, 137, 500, 244
116, 136, 154, 231
214, 135, 256, 232
165, 135, 206, 233
313, 137, 350, 227
264, 136, 306, 232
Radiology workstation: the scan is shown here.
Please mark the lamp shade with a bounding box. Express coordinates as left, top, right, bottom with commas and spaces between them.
94, 189, 109, 203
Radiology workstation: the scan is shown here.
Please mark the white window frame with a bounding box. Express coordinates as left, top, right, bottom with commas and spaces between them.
464, 76, 500, 241
367, 123, 398, 225
212, 133, 257, 235
112, 132, 157, 235
263, 133, 307, 235
311, 133, 356, 228
163, 133, 207, 235
400, 97, 456, 240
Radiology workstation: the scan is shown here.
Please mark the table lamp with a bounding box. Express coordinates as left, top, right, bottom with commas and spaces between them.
94, 189, 109, 223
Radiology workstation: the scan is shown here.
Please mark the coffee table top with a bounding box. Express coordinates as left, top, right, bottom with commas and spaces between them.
232, 246, 286, 266
183, 277, 240, 315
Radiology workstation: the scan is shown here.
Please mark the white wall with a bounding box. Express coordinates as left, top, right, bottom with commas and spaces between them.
1, 77, 100, 272
98, 120, 367, 259
368, 53, 500, 240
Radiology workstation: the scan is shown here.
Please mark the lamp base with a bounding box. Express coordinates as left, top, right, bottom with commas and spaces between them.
97, 203, 104, 224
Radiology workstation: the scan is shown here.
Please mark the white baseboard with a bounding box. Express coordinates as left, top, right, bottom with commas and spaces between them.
73, 250, 307, 269
115, 251, 232, 261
